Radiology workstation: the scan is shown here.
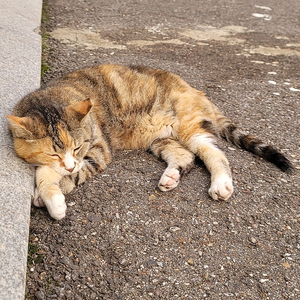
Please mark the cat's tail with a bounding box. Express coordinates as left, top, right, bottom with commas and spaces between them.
216, 117, 293, 172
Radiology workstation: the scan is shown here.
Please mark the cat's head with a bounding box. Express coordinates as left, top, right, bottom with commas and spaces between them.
6, 99, 92, 176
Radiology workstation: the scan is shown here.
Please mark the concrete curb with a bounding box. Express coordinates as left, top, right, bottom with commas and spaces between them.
0, 0, 42, 299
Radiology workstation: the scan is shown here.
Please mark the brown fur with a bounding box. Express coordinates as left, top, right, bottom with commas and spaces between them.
7, 64, 292, 220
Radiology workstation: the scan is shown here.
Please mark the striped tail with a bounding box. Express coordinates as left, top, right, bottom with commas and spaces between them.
217, 118, 293, 172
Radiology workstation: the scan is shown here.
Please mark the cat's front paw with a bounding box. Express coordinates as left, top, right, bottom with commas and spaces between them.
209, 174, 233, 201
44, 194, 67, 220
158, 167, 180, 191
33, 188, 45, 207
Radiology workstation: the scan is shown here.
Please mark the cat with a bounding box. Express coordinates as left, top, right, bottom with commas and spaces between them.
7, 64, 293, 220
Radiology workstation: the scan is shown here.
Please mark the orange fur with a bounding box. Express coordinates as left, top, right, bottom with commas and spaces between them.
7, 64, 292, 219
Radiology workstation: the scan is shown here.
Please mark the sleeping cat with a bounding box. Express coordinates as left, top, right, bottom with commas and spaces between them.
7, 64, 292, 220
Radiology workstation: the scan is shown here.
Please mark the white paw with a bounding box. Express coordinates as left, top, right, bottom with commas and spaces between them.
44, 194, 67, 220
158, 168, 180, 191
209, 174, 233, 201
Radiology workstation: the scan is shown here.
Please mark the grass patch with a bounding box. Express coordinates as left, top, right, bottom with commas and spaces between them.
40, 1, 51, 80
27, 242, 39, 265
41, 33, 51, 77
27, 241, 44, 269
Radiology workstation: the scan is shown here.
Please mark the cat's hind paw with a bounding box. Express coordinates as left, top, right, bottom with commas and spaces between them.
158, 167, 180, 191
209, 174, 233, 201
44, 194, 67, 220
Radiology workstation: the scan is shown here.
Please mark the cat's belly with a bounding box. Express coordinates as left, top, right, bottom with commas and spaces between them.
108, 111, 178, 150
110, 123, 177, 150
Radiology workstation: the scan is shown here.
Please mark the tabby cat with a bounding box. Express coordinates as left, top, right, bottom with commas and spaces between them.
7, 65, 292, 220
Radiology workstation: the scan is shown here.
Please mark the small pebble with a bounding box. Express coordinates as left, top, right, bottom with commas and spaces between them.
169, 226, 181, 232
290, 87, 300, 92
149, 194, 156, 201
204, 271, 209, 279
281, 262, 291, 268
35, 290, 45, 300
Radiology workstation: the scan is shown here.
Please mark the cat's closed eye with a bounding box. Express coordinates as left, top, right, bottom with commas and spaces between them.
50, 154, 61, 159
73, 146, 81, 155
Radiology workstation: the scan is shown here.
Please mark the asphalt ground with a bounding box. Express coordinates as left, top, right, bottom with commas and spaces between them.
26, 0, 300, 299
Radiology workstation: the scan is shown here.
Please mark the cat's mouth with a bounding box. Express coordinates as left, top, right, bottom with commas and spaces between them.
55, 160, 82, 176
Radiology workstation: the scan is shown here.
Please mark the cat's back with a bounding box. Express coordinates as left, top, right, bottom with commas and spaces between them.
12, 64, 193, 120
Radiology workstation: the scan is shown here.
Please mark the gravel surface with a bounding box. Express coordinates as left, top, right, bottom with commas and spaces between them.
26, 0, 299, 299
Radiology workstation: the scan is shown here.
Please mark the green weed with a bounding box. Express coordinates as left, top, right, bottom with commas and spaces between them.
40, 1, 51, 79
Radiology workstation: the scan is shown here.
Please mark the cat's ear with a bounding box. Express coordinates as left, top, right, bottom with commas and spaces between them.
66, 99, 93, 122
6, 115, 34, 139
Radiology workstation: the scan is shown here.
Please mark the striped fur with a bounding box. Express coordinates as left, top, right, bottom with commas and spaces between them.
217, 118, 292, 172
7, 64, 293, 219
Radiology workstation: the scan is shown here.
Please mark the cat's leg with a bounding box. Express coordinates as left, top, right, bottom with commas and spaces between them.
184, 133, 233, 200
150, 138, 195, 191
35, 166, 67, 220
35, 144, 111, 220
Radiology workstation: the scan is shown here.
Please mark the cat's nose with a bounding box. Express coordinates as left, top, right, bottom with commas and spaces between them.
66, 167, 75, 173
